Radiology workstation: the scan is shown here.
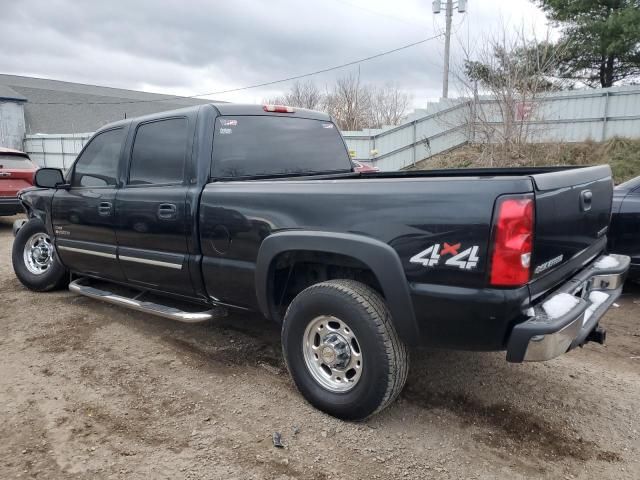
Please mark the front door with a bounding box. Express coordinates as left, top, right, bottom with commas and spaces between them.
52, 127, 127, 280
114, 116, 195, 297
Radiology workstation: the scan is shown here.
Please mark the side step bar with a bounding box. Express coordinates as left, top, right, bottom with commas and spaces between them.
69, 278, 220, 323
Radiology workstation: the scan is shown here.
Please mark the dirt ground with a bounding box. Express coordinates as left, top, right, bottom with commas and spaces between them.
1, 215, 639, 480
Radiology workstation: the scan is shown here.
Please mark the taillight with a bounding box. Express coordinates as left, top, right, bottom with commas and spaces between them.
490, 195, 534, 287
263, 105, 294, 113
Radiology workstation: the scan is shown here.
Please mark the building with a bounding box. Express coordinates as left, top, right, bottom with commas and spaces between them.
0, 84, 27, 150
0, 74, 219, 152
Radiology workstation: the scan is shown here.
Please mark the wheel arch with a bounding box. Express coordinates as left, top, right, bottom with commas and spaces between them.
255, 230, 419, 344
18, 189, 55, 236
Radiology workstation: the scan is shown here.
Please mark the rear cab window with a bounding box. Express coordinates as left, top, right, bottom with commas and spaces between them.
211, 116, 352, 179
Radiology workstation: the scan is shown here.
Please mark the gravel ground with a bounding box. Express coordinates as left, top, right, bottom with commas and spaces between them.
1, 214, 639, 480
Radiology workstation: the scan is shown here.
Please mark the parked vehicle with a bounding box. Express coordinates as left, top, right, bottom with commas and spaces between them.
352, 160, 379, 173
0, 148, 37, 216
609, 175, 640, 280
11, 104, 629, 420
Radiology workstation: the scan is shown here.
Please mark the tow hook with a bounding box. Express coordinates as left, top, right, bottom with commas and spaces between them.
583, 326, 607, 346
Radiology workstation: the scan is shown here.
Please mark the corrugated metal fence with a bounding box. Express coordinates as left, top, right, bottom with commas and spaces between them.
23, 85, 640, 171
342, 85, 640, 171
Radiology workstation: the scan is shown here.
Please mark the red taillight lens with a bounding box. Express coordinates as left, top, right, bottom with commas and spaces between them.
490, 196, 534, 287
263, 104, 294, 113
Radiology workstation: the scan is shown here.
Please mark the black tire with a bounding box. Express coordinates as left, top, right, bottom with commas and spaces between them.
282, 279, 409, 420
12, 218, 68, 292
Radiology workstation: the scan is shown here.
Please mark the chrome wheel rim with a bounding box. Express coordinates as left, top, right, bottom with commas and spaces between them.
23, 232, 54, 275
302, 315, 363, 393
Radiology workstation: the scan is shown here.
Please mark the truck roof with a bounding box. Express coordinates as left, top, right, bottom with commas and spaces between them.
212, 103, 331, 121
96, 103, 331, 134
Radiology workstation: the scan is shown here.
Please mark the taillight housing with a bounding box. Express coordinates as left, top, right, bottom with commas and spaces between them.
263, 104, 294, 113
489, 195, 534, 287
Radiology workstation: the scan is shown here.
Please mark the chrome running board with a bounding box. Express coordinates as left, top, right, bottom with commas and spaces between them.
69, 278, 219, 323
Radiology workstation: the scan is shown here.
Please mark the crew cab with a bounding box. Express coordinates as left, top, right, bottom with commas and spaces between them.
0, 148, 37, 216
11, 103, 629, 420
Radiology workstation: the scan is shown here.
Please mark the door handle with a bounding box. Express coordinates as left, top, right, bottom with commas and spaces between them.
580, 189, 592, 212
158, 203, 177, 220
98, 201, 112, 216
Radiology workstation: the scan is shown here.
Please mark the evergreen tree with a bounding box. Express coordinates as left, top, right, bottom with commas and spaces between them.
535, 0, 640, 87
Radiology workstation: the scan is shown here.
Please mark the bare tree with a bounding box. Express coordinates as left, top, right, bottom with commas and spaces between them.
265, 76, 412, 131
451, 26, 566, 165
369, 83, 412, 128
265, 81, 324, 110
323, 73, 373, 131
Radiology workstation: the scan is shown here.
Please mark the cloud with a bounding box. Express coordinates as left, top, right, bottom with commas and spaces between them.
0, 0, 550, 106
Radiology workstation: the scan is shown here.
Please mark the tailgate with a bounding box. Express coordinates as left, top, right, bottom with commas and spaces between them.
531, 165, 612, 280
0, 153, 35, 197
0, 170, 34, 197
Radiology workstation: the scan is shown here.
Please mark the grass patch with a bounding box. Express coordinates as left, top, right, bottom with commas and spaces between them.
408, 137, 640, 184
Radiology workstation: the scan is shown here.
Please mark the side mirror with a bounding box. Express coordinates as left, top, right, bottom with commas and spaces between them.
34, 168, 68, 189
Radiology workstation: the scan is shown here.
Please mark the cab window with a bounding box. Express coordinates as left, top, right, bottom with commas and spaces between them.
128, 118, 188, 185
211, 116, 351, 178
72, 128, 125, 188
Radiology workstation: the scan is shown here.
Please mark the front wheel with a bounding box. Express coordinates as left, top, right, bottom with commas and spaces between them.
12, 218, 68, 292
282, 280, 409, 420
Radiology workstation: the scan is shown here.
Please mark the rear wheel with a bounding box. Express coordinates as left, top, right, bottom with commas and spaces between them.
12, 219, 68, 291
282, 279, 409, 420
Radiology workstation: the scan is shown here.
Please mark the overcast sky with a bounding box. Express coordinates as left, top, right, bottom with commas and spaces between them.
1, 0, 550, 108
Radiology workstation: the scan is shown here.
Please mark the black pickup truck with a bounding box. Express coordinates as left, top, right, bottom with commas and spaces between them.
11, 103, 629, 420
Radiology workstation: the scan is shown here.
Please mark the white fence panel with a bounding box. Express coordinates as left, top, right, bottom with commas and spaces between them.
24, 133, 92, 169
342, 137, 371, 159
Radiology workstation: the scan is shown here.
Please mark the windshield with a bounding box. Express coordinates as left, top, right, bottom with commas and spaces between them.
0, 154, 33, 169
212, 115, 352, 178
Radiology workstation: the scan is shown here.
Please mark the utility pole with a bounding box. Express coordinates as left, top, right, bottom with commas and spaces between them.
433, 0, 466, 99
442, 0, 453, 98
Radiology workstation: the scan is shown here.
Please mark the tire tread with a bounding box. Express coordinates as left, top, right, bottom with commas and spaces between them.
285, 279, 409, 418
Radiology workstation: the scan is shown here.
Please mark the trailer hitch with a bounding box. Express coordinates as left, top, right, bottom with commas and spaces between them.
583, 326, 607, 346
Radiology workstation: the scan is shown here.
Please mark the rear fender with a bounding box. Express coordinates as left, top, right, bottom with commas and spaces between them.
255, 231, 419, 345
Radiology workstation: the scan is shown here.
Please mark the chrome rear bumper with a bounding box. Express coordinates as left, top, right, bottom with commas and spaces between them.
506, 254, 630, 362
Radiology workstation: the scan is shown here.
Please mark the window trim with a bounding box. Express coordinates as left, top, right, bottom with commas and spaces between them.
70, 126, 126, 190
210, 115, 352, 181
125, 116, 190, 188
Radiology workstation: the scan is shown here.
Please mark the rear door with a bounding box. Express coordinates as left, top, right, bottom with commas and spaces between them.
52, 127, 127, 280
530, 165, 613, 280
114, 116, 196, 296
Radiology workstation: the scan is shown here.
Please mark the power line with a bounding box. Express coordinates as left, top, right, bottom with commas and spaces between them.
328, 0, 426, 29
30, 33, 444, 106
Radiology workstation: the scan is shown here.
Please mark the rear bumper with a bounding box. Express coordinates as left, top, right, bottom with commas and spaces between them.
0, 197, 22, 216
506, 254, 630, 362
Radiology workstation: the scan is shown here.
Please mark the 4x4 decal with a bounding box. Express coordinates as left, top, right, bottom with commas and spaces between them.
410, 242, 480, 270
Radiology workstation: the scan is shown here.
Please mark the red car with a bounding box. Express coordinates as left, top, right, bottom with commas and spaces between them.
0, 148, 37, 216
352, 160, 379, 173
